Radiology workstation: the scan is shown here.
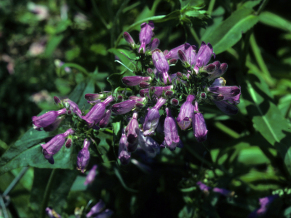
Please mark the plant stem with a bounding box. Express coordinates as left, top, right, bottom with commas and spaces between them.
0, 195, 8, 218
40, 169, 58, 218
188, 27, 200, 44
256, 0, 270, 15
214, 122, 240, 139
249, 33, 275, 86
3, 167, 29, 196
208, 0, 216, 15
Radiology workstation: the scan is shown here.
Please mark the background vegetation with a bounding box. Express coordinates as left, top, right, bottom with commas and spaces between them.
0, 0, 291, 217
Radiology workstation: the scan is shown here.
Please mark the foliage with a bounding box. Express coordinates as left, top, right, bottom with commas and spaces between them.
1, 0, 291, 217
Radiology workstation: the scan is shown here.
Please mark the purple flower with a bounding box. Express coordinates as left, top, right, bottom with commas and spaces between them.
248, 195, 279, 218
163, 108, 180, 150
152, 51, 171, 84
65, 137, 73, 148
178, 43, 196, 66
111, 100, 136, 115
213, 187, 233, 196
192, 101, 208, 143
41, 128, 74, 164
176, 95, 195, 130
195, 41, 215, 72
207, 62, 228, 80
123, 32, 135, 48
43, 116, 64, 132
208, 86, 241, 102
213, 101, 239, 115
137, 129, 160, 158
122, 76, 151, 86
197, 181, 211, 192
86, 200, 105, 217
63, 98, 82, 117
165, 44, 186, 60
84, 165, 97, 185
170, 98, 179, 106
139, 21, 154, 53
125, 111, 139, 151
77, 138, 91, 173
147, 38, 160, 51
53, 96, 61, 104
99, 109, 111, 128
85, 93, 106, 101
45, 207, 61, 218
82, 95, 114, 126
143, 98, 166, 136
32, 108, 67, 129
118, 128, 131, 165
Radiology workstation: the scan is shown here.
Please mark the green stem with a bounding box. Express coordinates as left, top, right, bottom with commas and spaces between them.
249, 33, 275, 86
256, 0, 270, 15
0, 195, 8, 218
91, 0, 110, 29
207, 0, 216, 15
188, 27, 200, 44
214, 122, 240, 139
40, 169, 58, 218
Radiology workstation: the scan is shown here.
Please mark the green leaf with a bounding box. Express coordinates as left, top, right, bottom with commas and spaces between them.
78, 78, 95, 109
259, 11, 291, 32
61, 63, 89, 76
203, 8, 259, 54
44, 35, 64, 57
114, 167, 138, 193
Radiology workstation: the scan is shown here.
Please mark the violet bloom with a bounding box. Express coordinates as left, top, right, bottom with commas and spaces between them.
192, 101, 208, 143
143, 98, 166, 136
41, 128, 74, 164
86, 200, 105, 217
165, 44, 186, 60
118, 128, 131, 165
122, 76, 151, 86
137, 129, 160, 158
32, 108, 67, 129
197, 181, 211, 192
178, 43, 196, 66
163, 108, 180, 150
147, 38, 160, 51
207, 62, 228, 80
213, 187, 233, 196
99, 109, 111, 128
63, 98, 82, 117
123, 32, 135, 48
43, 116, 64, 132
111, 100, 136, 115
45, 207, 61, 218
176, 95, 195, 130
248, 195, 279, 218
84, 165, 97, 185
77, 138, 91, 173
194, 41, 215, 73
85, 93, 106, 101
139, 21, 154, 53
152, 51, 171, 84
82, 95, 114, 126
125, 111, 139, 151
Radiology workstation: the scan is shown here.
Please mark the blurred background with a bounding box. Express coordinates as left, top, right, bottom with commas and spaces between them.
1, 0, 291, 217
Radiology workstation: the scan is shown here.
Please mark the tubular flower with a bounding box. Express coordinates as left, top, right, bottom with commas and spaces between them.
164, 43, 187, 60
163, 108, 180, 150
82, 95, 114, 126
84, 165, 97, 185
125, 111, 139, 152
176, 95, 195, 130
122, 76, 151, 86
137, 129, 160, 158
41, 128, 74, 164
192, 101, 208, 143
152, 51, 171, 84
143, 98, 166, 136
99, 109, 111, 128
63, 98, 82, 117
118, 128, 131, 165
32, 108, 67, 129
77, 138, 91, 173
86, 199, 105, 217
45, 207, 61, 218
123, 32, 135, 48
139, 21, 154, 53
43, 116, 65, 132
194, 41, 215, 73
111, 100, 136, 115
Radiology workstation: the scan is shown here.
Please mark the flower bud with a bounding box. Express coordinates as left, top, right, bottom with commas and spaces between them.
111, 100, 136, 115
118, 129, 131, 165
192, 102, 208, 142
123, 32, 135, 48
207, 63, 228, 80
195, 41, 215, 68
85, 93, 106, 101
41, 128, 74, 164
137, 129, 160, 157
82, 95, 114, 126
63, 98, 82, 117
77, 138, 90, 173
140, 88, 149, 97
170, 98, 179, 106
169, 58, 178, 65
45, 207, 61, 218
84, 165, 97, 185
143, 98, 166, 136
147, 68, 153, 74
165, 44, 186, 60
99, 109, 111, 128
65, 137, 73, 148
139, 21, 154, 53
176, 95, 195, 130
32, 108, 67, 129
53, 96, 61, 104
86, 200, 106, 217
139, 81, 150, 88
163, 108, 180, 150
122, 76, 151, 86
148, 38, 160, 51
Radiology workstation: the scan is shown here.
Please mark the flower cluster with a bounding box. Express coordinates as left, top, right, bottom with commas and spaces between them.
31, 21, 241, 169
